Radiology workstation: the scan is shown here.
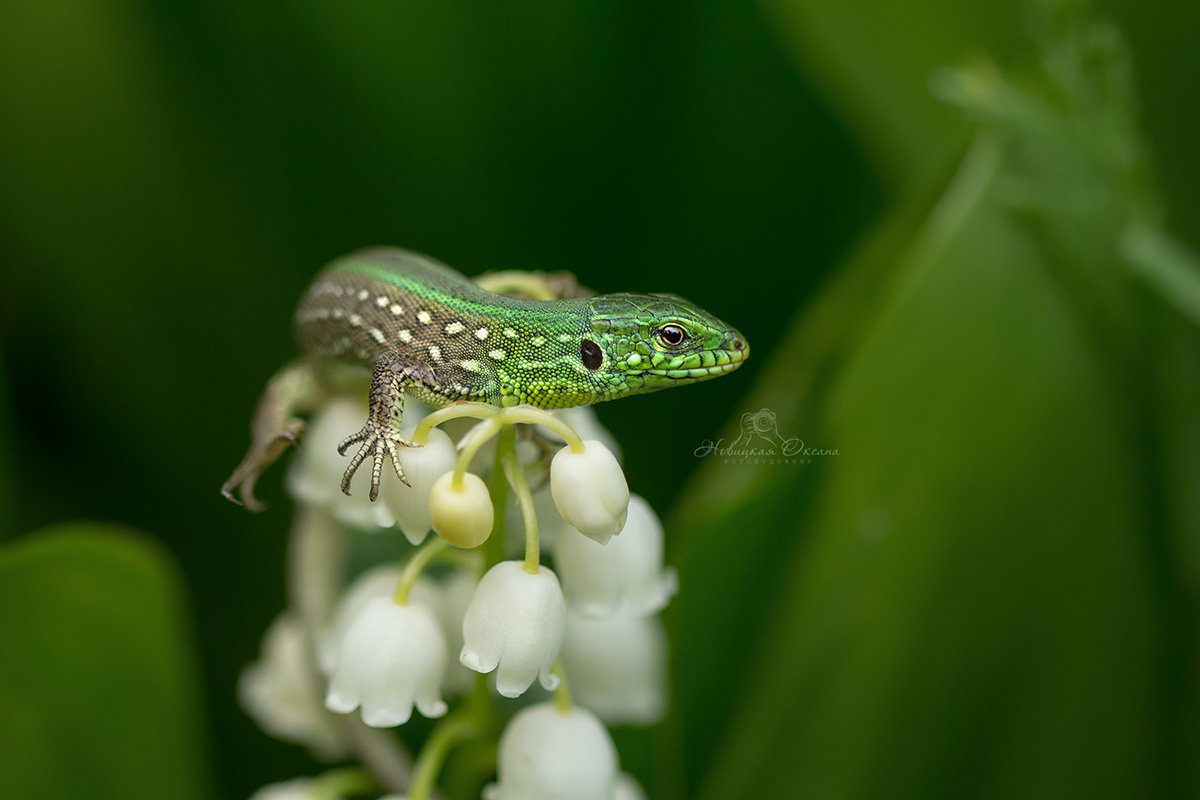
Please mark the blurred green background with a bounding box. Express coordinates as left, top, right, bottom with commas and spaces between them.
1, 1, 1198, 798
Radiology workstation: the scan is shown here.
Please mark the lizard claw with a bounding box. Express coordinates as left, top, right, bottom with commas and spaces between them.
338, 422, 417, 500
221, 424, 304, 512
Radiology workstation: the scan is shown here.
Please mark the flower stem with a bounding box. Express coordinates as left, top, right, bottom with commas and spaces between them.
551, 660, 573, 713
453, 416, 501, 487
501, 405, 586, 453
408, 713, 477, 800
501, 443, 540, 573
394, 536, 451, 605
412, 402, 498, 444
311, 766, 377, 800
485, 427, 514, 570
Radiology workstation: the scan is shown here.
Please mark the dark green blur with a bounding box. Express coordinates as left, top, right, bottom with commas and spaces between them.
1, 1, 1197, 799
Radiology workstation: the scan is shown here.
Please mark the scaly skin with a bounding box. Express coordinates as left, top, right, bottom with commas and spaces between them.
223, 247, 749, 509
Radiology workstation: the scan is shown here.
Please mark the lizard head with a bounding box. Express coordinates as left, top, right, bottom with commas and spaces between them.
585, 293, 749, 397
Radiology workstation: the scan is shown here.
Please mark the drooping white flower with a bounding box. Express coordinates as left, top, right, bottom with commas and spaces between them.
410, 569, 479, 696
612, 773, 648, 800
428, 470, 494, 548
460, 561, 566, 697
561, 609, 667, 725
380, 426, 459, 545
483, 702, 618, 800
248, 777, 316, 800
550, 440, 629, 544
325, 596, 448, 727
555, 494, 677, 617
238, 613, 349, 760
287, 397, 396, 529
317, 564, 402, 675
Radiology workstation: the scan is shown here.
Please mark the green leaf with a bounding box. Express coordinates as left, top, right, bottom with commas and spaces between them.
666, 8, 1200, 799
0, 525, 212, 800
762, 0, 1024, 188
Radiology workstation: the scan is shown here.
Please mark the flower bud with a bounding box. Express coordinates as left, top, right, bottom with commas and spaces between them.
483, 702, 618, 800
429, 471, 494, 548
549, 440, 629, 544
325, 596, 448, 727
460, 561, 566, 697
555, 494, 677, 617
381, 427, 458, 545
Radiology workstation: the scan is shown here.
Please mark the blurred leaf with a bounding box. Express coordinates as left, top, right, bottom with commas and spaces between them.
667, 6, 1200, 799
0, 525, 212, 800
762, 0, 1024, 188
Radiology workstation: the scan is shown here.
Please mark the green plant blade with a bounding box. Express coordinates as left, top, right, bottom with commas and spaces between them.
0, 525, 212, 800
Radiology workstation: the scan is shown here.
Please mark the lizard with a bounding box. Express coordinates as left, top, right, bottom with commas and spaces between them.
222, 247, 749, 510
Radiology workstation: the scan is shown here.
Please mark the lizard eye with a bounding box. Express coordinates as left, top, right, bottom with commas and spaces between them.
657, 324, 687, 347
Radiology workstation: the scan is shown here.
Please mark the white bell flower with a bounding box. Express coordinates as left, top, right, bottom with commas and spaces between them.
428, 470, 494, 548
483, 702, 618, 800
410, 569, 478, 696
317, 564, 402, 675
247, 778, 315, 800
549, 440, 629, 544
380, 426, 459, 545
613, 773, 648, 800
561, 609, 667, 725
555, 495, 677, 617
460, 561, 566, 697
325, 595, 448, 727
287, 397, 395, 529
238, 614, 348, 759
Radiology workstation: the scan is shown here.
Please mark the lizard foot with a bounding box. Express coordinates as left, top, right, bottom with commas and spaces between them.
221, 419, 305, 512
337, 421, 420, 500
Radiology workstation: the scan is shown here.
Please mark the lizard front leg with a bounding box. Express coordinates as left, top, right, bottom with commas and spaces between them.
337, 351, 438, 501
222, 361, 325, 511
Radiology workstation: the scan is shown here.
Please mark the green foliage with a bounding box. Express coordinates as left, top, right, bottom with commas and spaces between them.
0, 525, 211, 800
0, 0, 1197, 797
668, 3, 1200, 798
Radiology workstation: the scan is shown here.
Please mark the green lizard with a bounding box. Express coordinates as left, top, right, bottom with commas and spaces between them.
222, 247, 749, 510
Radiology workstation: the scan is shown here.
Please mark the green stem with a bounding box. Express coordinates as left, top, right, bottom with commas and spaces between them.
485, 427, 514, 570
407, 713, 477, 800
501, 443, 540, 573
412, 402, 498, 445
394, 537, 451, 605
551, 660, 573, 713
502, 405, 587, 453
311, 766, 377, 800
453, 416, 501, 487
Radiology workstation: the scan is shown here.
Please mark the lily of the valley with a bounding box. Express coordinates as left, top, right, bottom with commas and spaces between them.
325, 595, 448, 727
560, 608, 667, 725
549, 439, 629, 544
460, 561, 566, 697
484, 702, 619, 800
555, 494, 677, 617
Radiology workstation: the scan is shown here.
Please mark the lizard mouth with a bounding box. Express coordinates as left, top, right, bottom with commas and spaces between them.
644, 340, 749, 380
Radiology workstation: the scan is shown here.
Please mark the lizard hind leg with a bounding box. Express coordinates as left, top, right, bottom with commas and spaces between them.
337, 351, 430, 501
222, 361, 325, 511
